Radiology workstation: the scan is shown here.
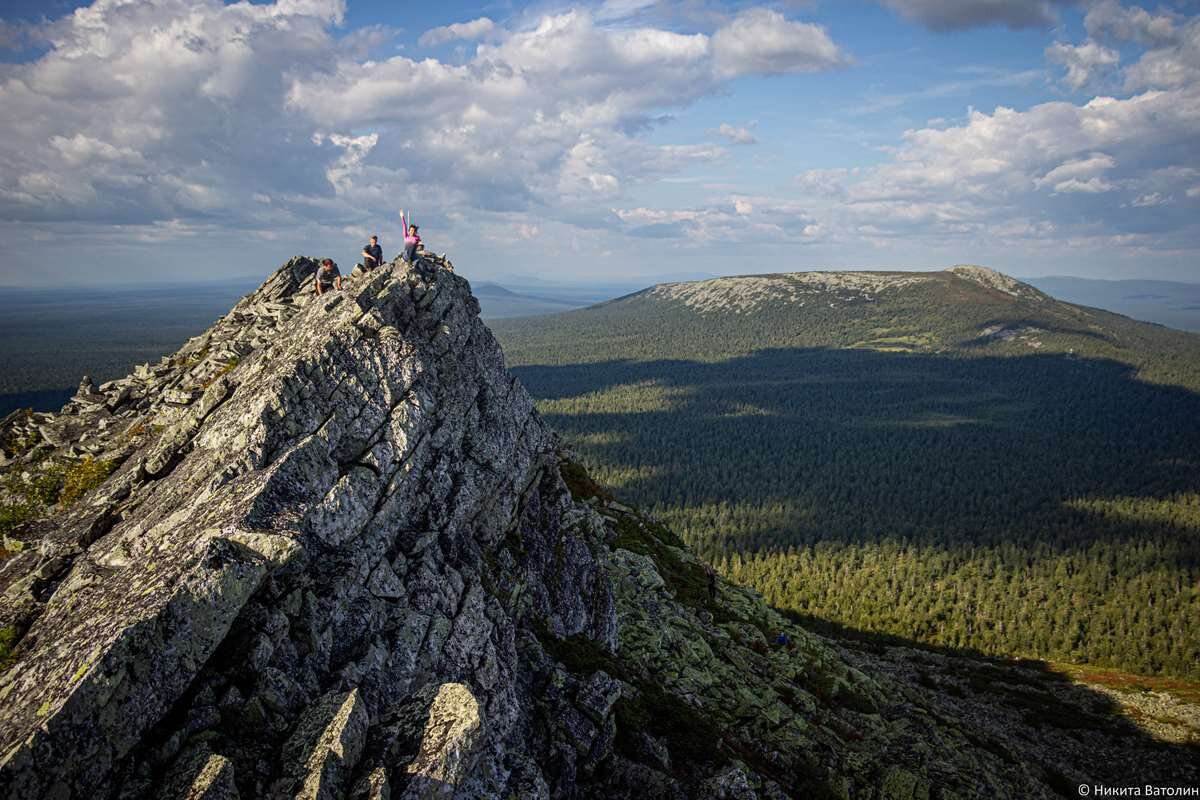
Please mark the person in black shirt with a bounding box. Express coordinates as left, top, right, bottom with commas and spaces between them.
361, 235, 383, 271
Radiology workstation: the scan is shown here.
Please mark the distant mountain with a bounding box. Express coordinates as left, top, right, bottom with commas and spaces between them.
491, 271, 714, 303
472, 280, 522, 297
472, 281, 589, 318
493, 265, 1200, 681
1028, 275, 1200, 332
499, 265, 1200, 388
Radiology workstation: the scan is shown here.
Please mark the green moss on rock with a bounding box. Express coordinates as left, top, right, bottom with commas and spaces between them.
880, 767, 930, 800
58, 457, 115, 507
0, 455, 115, 538
608, 507, 738, 624
558, 458, 613, 503
534, 621, 729, 770
0, 624, 23, 674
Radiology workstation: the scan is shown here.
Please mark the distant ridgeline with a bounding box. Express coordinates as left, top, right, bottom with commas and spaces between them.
494, 266, 1200, 680
0, 280, 590, 418
0, 282, 257, 418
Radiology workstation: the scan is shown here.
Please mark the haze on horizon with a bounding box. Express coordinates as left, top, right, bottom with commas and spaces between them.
0, 0, 1197, 287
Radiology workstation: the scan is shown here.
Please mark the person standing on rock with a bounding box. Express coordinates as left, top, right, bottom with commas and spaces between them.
314, 258, 342, 296
400, 209, 421, 264
361, 235, 383, 271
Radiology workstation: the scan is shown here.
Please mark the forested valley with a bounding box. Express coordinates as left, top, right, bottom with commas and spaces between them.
494, 269, 1200, 679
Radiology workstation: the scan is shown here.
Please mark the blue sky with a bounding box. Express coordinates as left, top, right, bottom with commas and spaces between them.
0, 0, 1197, 286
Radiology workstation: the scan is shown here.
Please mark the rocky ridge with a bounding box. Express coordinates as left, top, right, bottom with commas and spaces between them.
643, 266, 1049, 315
947, 265, 1049, 301
1, 254, 1077, 798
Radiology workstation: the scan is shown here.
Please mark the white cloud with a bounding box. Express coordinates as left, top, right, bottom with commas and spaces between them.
711, 8, 850, 78
1046, 40, 1120, 91
1085, 0, 1177, 45
1122, 16, 1200, 91
714, 123, 757, 145
790, 83, 1200, 255
1129, 192, 1166, 207
1034, 153, 1116, 192
0, 0, 348, 227
2, 0, 1196, 283
1077, 2, 1199, 92
418, 17, 495, 47
795, 168, 853, 196
316, 132, 380, 195
0, 1, 843, 248
1047, 177, 1115, 194
49, 134, 144, 168
879, 0, 1076, 32
284, 7, 840, 223
613, 194, 822, 243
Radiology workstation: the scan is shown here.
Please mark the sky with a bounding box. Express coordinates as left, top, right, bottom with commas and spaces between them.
0, 0, 1197, 287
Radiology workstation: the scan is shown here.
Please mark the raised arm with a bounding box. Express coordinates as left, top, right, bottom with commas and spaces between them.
400, 209, 407, 235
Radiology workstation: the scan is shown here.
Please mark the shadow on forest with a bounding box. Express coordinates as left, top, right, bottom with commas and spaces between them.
782, 609, 1200, 789
512, 347, 1200, 563
513, 346, 1200, 785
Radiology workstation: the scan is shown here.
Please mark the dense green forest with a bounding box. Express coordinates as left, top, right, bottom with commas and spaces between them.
0, 284, 253, 401
494, 268, 1200, 679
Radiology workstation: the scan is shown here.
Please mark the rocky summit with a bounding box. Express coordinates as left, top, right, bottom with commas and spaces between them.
0, 255, 1126, 799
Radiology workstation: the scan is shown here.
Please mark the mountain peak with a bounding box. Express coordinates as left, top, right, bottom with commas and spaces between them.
947, 264, 1046, 300
1, 254, 616, 797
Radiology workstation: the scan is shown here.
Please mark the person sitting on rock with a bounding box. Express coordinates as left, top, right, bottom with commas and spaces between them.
314, 258, 342, 296
361, 235, 383, 271
400, 208, 422, 264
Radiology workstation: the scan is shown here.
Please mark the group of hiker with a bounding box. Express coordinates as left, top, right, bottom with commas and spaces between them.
314, 209, 425, 296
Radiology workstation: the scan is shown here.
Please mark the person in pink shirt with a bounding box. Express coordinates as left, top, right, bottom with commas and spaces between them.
400, 209, 422, 264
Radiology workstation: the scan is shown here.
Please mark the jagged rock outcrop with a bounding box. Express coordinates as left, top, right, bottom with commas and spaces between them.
947, 265, 1049, 301
1, 255, 1064, 798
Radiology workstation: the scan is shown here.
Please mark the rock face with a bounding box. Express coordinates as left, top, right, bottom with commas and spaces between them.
1, 255, 1063, 798
947, 265, 1049, 301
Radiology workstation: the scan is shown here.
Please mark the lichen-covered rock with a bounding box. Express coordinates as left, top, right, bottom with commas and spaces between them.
276, 688, 370, 800
164, 750, 240, 800
0, 256, 613, 799
0, 253, 1116, 799
402, 683, 483, 798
